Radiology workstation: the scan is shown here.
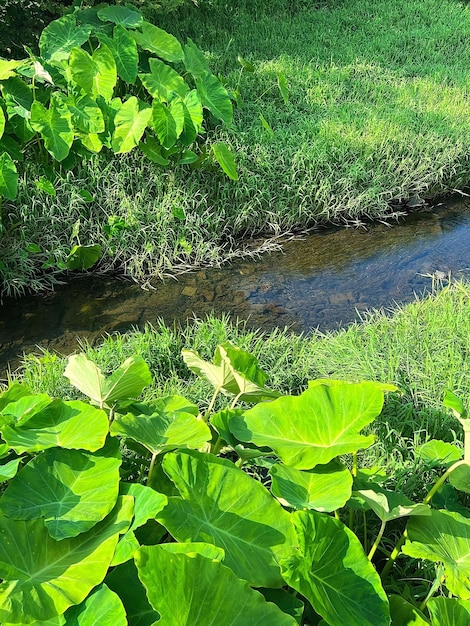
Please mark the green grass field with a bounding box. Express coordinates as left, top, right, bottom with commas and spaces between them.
14, 281, 470, 497
2, 0, 470, 295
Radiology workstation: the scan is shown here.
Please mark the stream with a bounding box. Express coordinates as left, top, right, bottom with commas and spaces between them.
1, 194, 469, 376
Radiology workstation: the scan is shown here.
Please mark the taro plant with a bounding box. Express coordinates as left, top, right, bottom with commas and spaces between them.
0, 343, 469, 623
0, 3, 237, 267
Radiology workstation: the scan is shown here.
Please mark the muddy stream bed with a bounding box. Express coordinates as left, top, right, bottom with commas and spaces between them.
1, 194, 470, 376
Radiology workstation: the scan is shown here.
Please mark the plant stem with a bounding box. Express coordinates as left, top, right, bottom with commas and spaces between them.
419, 565, 445, 611
205, 385, 222, 421
229, 392, 242, 410
147, 452, 158, 484
381, 529, 407, 579
211, 435, 223, 456
368, 519, 386, 560
422, 459, 466, 504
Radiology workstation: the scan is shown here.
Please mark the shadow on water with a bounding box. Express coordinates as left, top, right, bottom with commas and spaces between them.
1, 194, 470, 375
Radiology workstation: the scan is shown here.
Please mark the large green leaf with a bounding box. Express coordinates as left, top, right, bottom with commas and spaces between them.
139, 57, 188, 103
70, 44, 117, 102
449, 463, 470, 493
0, 439, 121, 539
151, 101, 177, 149
2, 76, 33, 120
183, 39, 211, 79
427, 597, 470, 625
110, 395, 210, 454
112, 96, 151, 153
105, 560, 159, 626
66, 244, 102, 270
354, 488, 430, 522
0, 458, 22, 483
112, 482, 167, 565
403, 509, 470, 599
30, 95, 74, 162
66, 94, 105, 134
0, 496, 133, 624
0, 384, 32, 413
195, 71, 233, 124
281, 510, 390, 626
388, 596, 429, 625
63, 583, 127, 625
230, 381, 387, 469
0, 60, 22, 80
0, 393, 52, 428
99, 25, 139, 84
180, 89, 203, 144
135, 544, 298, 625
64, 354, 151, 408
182, 341, 279, 402
1, 399, 109, 453
0, 152, 18, 200
416, 439, 462, 466
157, 450, 296, 587
39, 15, 92, 62
97, 5, 143, 28
270, 460, 353, 512
132, 22, 183, 62
212, 142, 238, 180
139, 136, 169, 164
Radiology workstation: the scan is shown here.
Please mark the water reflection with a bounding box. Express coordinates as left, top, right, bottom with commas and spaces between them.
1, 195, 469, 373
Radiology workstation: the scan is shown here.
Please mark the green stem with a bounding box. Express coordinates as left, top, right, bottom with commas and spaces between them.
147, 452, 158, 484
368, 519, 386, 561
363, 510, 368, 554
419, 565, 445, 611
351, 452, 358, 477
423, 459, 466, 505
383, 459, 466, 578
205, 385, 222, 421
229, 392, 242, 410
211, 435, 223, 456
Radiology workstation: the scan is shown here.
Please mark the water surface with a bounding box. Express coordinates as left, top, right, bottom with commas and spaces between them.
1, 195, 469, 375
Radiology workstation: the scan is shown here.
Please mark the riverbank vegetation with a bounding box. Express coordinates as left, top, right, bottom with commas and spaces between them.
1, 282, 470, 623
13, 281, 470, 492
2, 0, 470, 295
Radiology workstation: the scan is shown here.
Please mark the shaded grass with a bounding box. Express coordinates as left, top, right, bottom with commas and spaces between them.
3, 0, 470, 294
13, 281, 470, 496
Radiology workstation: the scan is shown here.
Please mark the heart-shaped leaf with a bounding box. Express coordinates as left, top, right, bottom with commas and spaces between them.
403, 509, 470, 599
195, 71, 233, 124
39, 15, 91, 62
63, 583, 127, 625
132, 22, 183, 62
99, 25, 139, 84
112, 96, 151, 153
212, 142, 238, 180
0, 438, 121, 539
157, 450, 296, 588
66, 244, 102, 270
70, 44, 117, 102
1, 399, 109, 453
64, 354, 151, 407
66, 94, 105, 134
0, 496, 133, 624
97, 5, 143, 28
354, 488, 430, 522
427, 597, 470, 625
139, 57, 188, 102
230, 381, 386, 469
110, 396, 210, 454
151, 101, 177, 149
270, 460, 353, 512
105, 559, 158, 626
416, 439, 462, 466
0, 152, 18, 200
135, 544, 298, 625
281, 510, 390, 626
30, 95, 74, 162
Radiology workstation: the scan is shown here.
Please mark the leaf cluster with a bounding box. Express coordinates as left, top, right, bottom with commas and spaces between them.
0, 343, 469, 624
0, 3, 237, 213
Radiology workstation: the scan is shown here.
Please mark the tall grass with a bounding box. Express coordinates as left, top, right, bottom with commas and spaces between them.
2, 0, 470, 294
14, 281, 470, 492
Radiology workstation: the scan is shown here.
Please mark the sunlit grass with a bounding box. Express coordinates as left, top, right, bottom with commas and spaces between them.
14, 280, 470, 495
3, 0, 470, 294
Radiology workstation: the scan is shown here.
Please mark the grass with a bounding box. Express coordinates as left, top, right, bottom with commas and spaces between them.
12, 280, 470, 497
2, 0, 470, 295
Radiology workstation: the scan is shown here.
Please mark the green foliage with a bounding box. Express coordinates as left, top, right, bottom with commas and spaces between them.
0, 2, 236, 251
1, 343, 470, 623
